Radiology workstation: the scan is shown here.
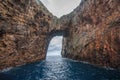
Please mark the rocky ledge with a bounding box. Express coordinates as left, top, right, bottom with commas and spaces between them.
0, 0, 120, 70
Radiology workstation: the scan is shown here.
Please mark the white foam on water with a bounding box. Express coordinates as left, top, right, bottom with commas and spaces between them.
103, 66, 115, 71
0, 67, 13, 72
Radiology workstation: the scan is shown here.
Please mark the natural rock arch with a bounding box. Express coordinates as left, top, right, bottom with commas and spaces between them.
0, 0, 120, 70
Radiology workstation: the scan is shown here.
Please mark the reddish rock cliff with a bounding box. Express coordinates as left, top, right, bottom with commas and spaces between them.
0, 0, 59, 70
61, 0, 120, 69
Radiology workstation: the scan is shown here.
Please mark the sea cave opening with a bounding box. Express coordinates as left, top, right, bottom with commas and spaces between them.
46, 29, 65, 58
47, 36, 63, 57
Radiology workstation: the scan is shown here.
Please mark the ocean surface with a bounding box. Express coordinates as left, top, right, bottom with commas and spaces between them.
0, 56, 120, 80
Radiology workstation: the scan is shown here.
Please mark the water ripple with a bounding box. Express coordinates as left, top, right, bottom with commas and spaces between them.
0, 56, 120, 80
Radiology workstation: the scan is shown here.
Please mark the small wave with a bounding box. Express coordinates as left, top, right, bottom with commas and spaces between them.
35, 60, 45, 67
62, 58, 79, 62
103, 66, 115, 71
62, 58, 89, 63
0, 67, 13, 73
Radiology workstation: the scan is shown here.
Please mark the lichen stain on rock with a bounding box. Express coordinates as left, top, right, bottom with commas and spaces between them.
0, 0, 120, 70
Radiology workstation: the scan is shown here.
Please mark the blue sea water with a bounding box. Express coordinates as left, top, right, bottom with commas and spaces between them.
0, 56, 120, 80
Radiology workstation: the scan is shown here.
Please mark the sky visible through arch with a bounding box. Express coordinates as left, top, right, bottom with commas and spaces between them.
47, 36, 63, 56
39, 0, 81, 56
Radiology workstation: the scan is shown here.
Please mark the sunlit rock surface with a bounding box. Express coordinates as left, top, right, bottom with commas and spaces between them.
0, 0, 120, 70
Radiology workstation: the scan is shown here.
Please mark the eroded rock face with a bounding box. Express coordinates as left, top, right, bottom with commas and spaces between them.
61, 0, 120, 69
0, 0, 120, 70
0, 0, 59, 70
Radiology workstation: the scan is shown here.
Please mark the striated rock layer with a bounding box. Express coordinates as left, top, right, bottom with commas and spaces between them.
0, 0, 120, 70
61, 0, 120, 69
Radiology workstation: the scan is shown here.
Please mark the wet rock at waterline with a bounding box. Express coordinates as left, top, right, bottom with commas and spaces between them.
0, 0, 120, 70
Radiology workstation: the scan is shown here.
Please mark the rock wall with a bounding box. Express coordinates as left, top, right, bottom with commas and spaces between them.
0, 0, 120, 70
0, 0, 60, 70
61, 0, 120, 69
